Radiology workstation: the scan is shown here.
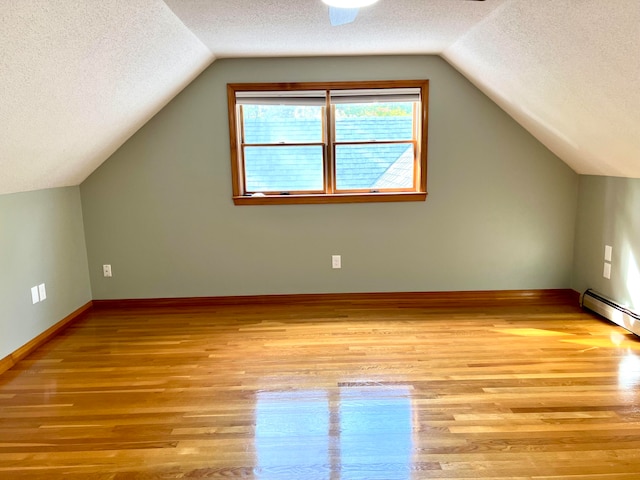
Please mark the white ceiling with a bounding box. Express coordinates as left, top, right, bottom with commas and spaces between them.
1, 0, 638, 195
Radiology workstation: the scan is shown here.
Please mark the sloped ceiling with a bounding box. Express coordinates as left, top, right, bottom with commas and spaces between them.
1, 0, 638, 195
444, 1, 640, 178
0, 1, 214, 195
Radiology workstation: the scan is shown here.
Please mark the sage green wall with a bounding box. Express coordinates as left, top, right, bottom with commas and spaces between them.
81, 56, 578, 299
572, 175, 640, 311
0, 187, 91, 359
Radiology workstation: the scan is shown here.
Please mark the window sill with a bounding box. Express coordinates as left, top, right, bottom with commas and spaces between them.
232, 192, 428, 205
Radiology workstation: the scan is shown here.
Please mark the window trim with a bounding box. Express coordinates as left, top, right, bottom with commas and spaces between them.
227, 80, 429, 205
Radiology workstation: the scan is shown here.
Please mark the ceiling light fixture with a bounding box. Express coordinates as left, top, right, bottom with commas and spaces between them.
322, 0, 379, 8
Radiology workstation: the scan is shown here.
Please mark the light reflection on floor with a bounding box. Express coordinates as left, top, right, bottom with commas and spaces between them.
618, 351, 640, 390
255, 386, 413, 479
561, 331, 640, 351
494, 328, 572, 337
255, 390, 330, 476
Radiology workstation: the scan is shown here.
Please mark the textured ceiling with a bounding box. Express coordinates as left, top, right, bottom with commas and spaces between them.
0, 1, 213, 195
1, 0, 638, 195
444, 0, 640, 178
163, 0, 502, 56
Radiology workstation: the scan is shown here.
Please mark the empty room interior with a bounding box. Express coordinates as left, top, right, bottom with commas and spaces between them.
1, 1, 640, 478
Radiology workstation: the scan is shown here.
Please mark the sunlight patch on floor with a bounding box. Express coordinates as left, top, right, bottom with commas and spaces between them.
494, 328, 573, 337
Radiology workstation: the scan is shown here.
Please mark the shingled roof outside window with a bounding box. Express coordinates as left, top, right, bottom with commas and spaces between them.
244, 117, 413, 192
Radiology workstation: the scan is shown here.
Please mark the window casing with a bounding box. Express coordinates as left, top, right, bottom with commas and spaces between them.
227, 80, 428, 205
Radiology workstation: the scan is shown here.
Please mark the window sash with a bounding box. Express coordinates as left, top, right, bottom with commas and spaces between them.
333, 141, 417, 193
242, 144, 326, 194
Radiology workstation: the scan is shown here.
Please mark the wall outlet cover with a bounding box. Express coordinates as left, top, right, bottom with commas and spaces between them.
603, 262, 612, 279
31, 286, 40, 304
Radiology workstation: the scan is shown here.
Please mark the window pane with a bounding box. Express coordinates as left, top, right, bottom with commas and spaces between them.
335, 144, 414, 190
334, 102, 414, 142
244, 146, 324, 192
242, 105, 323, 143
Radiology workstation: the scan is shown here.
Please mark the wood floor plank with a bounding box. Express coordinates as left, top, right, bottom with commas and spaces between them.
1, 299, 639, 478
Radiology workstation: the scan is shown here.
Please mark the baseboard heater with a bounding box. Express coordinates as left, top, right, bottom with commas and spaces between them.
581, 289, 640, 337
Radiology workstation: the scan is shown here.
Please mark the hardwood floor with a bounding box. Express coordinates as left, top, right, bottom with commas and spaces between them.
1, 298, 640, 479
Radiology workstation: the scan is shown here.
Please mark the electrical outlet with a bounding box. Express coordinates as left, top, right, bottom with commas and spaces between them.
603, 262, 611, 279
332, 255, 341, 269
103, 264, 112, 277
31, 286, 40, 304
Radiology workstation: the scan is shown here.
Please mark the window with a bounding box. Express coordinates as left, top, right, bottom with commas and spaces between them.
227, 80, 429, 205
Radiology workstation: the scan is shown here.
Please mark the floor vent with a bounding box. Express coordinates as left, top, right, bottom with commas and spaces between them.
581, 289, 640, 337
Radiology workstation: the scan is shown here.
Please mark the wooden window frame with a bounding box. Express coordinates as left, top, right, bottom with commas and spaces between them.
227, 80, 429, 205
